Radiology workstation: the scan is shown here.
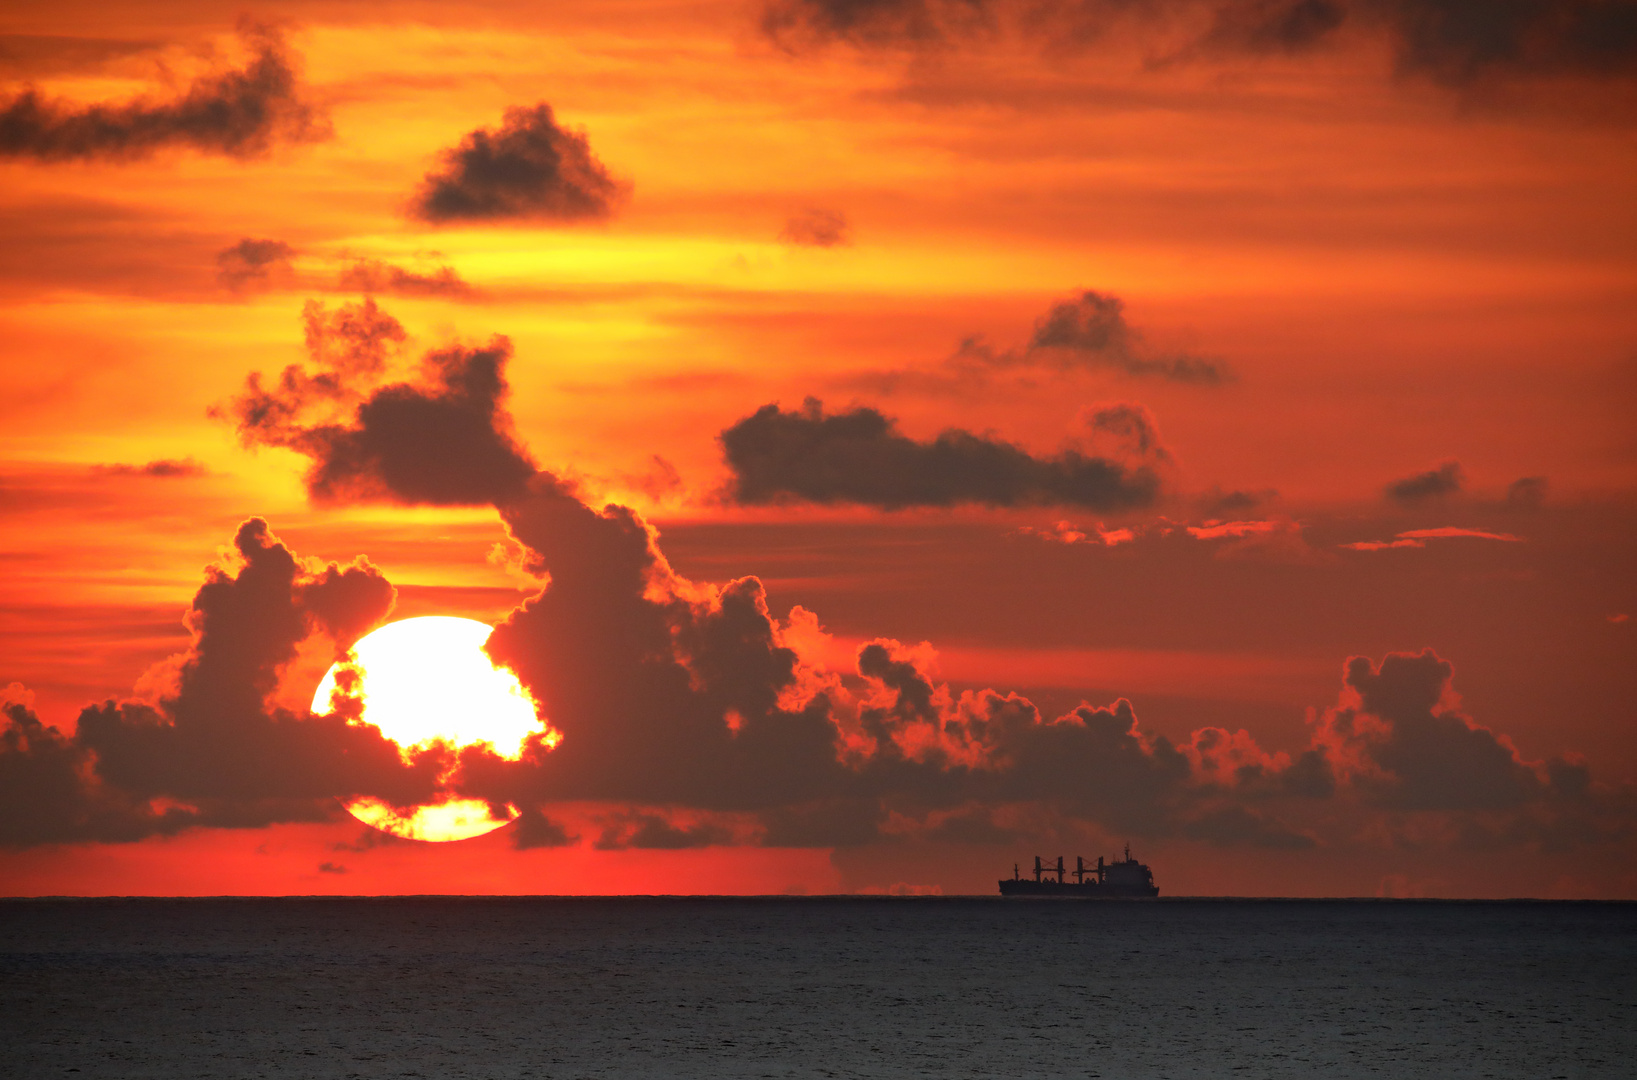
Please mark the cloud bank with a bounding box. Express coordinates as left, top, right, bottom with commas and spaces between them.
4, 301, 1621, 866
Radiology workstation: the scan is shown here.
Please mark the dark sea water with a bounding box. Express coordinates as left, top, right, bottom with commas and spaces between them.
2, 898, 1632, 1079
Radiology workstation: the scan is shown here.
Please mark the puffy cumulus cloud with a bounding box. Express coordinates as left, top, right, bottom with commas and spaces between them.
718, 397, 1161, 509
780, 207, 851, 247
337, 259, 475, 299
410, 103, 628, 224
222, 299, 535, 506
0, 520, 445, 847
1310, 649, 1587, 811
1385, 459, 1463, 504
0, 25, 330, 162
216, 238, 294, 292
765, 1, 1637, 94
20, 304, 1618, 862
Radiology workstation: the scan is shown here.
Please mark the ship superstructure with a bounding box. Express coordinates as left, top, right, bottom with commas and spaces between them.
998, 844, 1159, 898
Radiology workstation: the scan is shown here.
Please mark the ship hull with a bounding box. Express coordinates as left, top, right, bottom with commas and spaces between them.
998, 879, 1159, 898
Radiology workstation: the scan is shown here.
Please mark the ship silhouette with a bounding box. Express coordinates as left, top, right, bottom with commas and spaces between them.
999, 844, 1159, 898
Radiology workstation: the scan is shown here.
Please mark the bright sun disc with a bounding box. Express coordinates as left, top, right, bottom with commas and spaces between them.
312, 616, 542, 842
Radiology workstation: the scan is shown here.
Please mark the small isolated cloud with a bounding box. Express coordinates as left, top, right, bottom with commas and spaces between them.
1081, 402, 1172, 463
939, 291, 1231, 389
1385, 460, 1463, 504
0, 25, 330, 162
92, 457, 208, 479
718, 397, 1161, 510
410, 103, 628, 224
216, 238, 294, 292
1025, 292, 1231, 384
1202, 487, 1279, 515
780, 207, 850, 247
337, 259, 475, 299
317, 861, 347, 874
1507, 475, 1548, 510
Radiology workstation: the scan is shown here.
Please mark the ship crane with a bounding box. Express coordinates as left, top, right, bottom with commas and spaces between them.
1032, 856, 1066, 883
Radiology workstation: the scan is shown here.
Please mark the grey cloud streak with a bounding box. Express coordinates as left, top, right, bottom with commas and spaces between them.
0, 25, 329, 162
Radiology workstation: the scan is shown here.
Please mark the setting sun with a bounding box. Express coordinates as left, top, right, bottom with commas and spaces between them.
312, 616, 547, 842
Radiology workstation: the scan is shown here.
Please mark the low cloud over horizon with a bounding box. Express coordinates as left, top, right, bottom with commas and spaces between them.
2, 301, 1624, 871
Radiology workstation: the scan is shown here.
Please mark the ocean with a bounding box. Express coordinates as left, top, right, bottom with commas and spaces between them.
2, 897, 1632, 1079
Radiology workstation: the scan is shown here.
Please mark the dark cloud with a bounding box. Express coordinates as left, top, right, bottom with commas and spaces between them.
1506, 475, 1548, 510
0, 25, 330, 163
593, 810, 738, 850
337, 259, 475, 299
1378, 0, 1637, 85
1020, 291, 1232, 384
1313, 649, 1583, 811
0, 520, 446, 846
1205, 0, 1348, 53
223, 299, 536, 506
780, 208, 851, 247
1083, 402, 1172, 463
1201, 487, 1279, 514
718, 397, 1162, 509
764, 0, 994, 47
1385, 459, 1463, 504
216, 238, 294, 292
410, 103, 627, 224
509, 806, 578, 850
91, 458, 208, 479
764, 0, 1637, 88
17, 307, 1615, 862
840, 289, 1231, 396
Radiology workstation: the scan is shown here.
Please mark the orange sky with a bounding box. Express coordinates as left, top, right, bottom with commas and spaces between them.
2, 0, 1634, 898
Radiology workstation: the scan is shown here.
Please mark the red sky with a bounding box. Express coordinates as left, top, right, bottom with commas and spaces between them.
2, 0, 1634, 898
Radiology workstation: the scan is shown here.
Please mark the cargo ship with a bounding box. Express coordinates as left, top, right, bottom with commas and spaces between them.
999, 845, 1159, 897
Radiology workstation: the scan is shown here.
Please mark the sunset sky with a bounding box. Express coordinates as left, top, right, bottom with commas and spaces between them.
2, 0, 1634, 898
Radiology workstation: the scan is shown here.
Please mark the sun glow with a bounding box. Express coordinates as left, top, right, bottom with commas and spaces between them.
312, 616, 546, 842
